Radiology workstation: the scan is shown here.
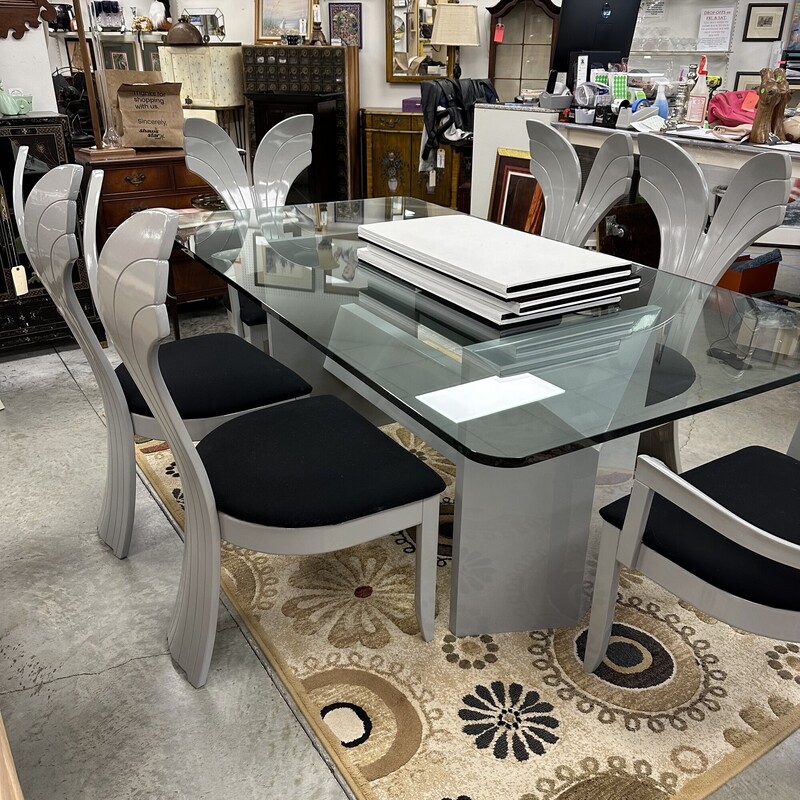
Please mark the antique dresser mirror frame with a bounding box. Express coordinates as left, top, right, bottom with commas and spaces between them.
386, 0, 455, 83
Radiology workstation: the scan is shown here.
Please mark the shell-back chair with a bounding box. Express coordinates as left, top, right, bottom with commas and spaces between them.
635, 133, 791, 470
525, 119, 680, 473
96, 207, 444, 687
637, 132, 791, 285
183, 115, 314, 348
13, 149, 311, 560
526, 118, 635, 247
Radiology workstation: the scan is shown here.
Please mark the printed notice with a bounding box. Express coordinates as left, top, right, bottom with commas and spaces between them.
697, 7, 735, 51
643, 0, 665, 17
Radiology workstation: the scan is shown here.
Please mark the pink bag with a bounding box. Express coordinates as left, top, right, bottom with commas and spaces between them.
707, 90, 758, 127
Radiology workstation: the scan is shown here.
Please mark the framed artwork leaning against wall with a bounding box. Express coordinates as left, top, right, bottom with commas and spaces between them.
488, 148, 545, 235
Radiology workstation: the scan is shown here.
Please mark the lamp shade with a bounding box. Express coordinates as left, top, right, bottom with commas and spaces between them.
430, 3, 481, 47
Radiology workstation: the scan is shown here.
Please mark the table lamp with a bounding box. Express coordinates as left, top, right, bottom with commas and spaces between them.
430, 2, 481, 80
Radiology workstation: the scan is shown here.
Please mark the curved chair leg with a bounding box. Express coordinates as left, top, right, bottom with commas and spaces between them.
99, 408, 137, 558
227, 287, 245, 338
415, 495, 440, 641
638, 422, 681, 473
583, 521, 622, 673
788, 419, 800, 461
168, 502, 221, 688
243, 321, 269, 353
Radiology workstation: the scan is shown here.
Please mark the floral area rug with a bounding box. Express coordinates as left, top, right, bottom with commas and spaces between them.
135, 432, 800, 800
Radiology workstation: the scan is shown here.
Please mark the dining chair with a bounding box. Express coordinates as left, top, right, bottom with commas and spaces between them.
637, 132, 791, 285
526, 118, 635, 247
96, 207, 445, 687
583, 440, 800, 673
13, 149, 312, 560
635, 132, 792, 470
183, 115, 314, 348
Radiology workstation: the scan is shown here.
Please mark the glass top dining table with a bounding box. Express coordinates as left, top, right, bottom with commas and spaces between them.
178, 196, 800, 636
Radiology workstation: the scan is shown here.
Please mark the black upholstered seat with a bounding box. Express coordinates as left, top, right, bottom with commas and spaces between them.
197, 395, 447, 528
116, 332, 310, 419
223, 292, 269, 327
646, 346, 696, 406
600, 446, 800, 610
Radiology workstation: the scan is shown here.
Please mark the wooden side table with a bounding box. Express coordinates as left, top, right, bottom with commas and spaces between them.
76, 148, 228, 338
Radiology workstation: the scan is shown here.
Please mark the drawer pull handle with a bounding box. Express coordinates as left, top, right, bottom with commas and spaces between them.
129, 207, 145, 216
125, 173, 147, 186
378, 117, 399, 128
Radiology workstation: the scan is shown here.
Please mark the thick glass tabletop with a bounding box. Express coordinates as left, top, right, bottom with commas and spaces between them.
178, 197, 800, 467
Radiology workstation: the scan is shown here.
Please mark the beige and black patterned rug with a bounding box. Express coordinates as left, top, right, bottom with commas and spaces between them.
135, 431, 800, 800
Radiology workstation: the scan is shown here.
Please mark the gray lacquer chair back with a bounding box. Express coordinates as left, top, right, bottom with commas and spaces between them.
526, 119, 634, 247
637, 132, 791, 284
184, 115, 314, 210
14, 153, 137, 558
184, 117, 255, 210
252, 114, 314, 207
634, 133, 710, 275
183, 116, 314, 345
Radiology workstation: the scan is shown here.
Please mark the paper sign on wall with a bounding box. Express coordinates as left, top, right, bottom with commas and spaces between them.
697, 7, 735, 51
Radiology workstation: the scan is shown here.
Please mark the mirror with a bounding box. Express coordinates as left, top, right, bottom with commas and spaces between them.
182, 7, 225, 41
386, 0, 454, 83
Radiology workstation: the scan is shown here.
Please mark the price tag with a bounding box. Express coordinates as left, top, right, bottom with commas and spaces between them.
493, 22, 504, 43
742, 91, 758, 112
11, 265, 28, 296
428, 169, 437, 190
436, 148, 446, 169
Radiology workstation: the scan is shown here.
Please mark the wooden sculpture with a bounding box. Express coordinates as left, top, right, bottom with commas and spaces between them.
772, 67, 792, 140
750, 67, 780, 145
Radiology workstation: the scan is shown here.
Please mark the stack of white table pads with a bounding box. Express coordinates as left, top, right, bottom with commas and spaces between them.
357, 215, 640, 326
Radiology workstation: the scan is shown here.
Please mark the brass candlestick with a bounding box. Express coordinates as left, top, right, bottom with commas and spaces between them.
310, 20, 327, 45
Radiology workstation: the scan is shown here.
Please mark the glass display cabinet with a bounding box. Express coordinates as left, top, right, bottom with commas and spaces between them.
487, 0, 560, 102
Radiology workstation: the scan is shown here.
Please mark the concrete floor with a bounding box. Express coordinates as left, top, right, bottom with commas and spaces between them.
1, 297, 799, 799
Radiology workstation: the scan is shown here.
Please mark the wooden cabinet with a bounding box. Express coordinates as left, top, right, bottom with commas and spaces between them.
248, 92, 340, 204
0, 113, 103, 352
158, 44, 244, 109
242, 45, 360, 198
76, 148, 227, 338
362, 108, 461, 208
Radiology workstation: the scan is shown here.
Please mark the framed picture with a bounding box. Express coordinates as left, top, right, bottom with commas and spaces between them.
789, 2, 800, 49
488, 149, 545, 235
323, 239, 366, 294
101, 41, 137, 70
65, 37, 96, 72
742, 3, 788, 41
254, 237, 315, 291
142, 41, 162, 72
255, 0, 312, 41
329, 2, 362, 48
733, 71, 762, 91
332, 200, 364, 224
